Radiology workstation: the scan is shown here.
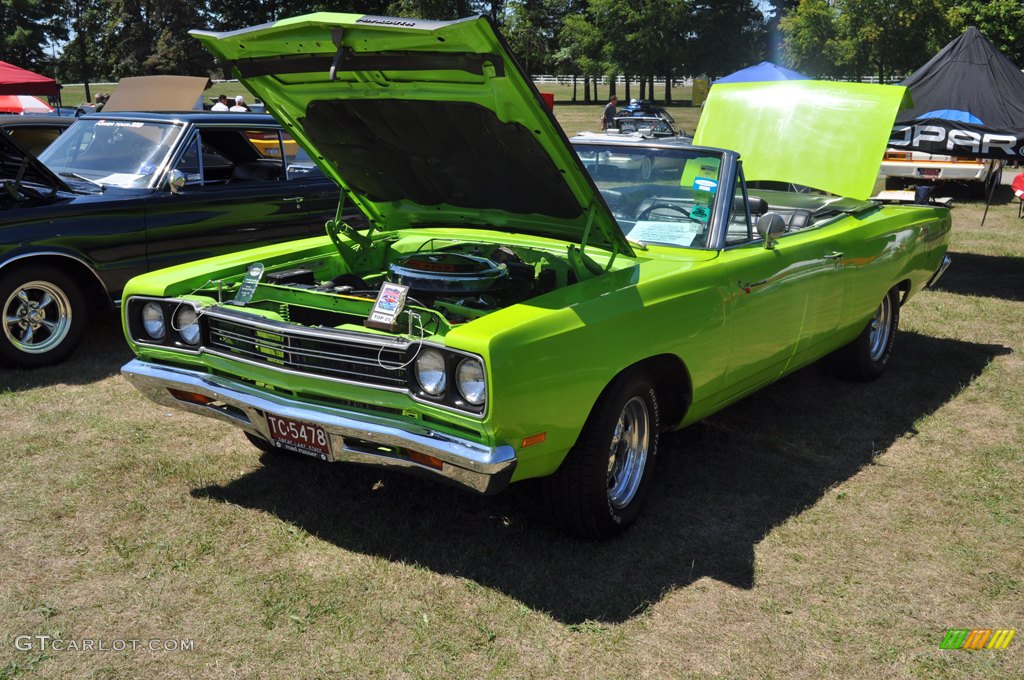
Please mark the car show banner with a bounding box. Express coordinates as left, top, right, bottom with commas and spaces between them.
888, 118, 1024, 161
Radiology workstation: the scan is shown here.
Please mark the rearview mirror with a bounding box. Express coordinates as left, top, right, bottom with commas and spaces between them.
757, 212, 787, 249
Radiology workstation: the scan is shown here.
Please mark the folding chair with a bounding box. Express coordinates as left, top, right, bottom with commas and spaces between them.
1013, 173, 1024, 219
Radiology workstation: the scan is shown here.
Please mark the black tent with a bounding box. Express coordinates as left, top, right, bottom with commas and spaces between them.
890, 26, 1024, 161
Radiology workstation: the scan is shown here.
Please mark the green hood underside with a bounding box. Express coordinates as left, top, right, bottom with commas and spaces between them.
191, 14, 632, 256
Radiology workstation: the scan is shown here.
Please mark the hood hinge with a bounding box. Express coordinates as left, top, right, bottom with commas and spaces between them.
326, 191, 375, 269
567, 201, 614, 279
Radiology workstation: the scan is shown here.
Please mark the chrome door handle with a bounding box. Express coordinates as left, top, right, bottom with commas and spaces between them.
824, 251, 844, 259
282, 196, 305, 203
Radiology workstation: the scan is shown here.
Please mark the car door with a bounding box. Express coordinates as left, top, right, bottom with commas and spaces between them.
143, 126, 338, 272
717, 187, 845, 399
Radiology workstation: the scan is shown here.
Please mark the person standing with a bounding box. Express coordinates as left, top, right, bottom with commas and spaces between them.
94, 93, 106, 112
230, 95, 250, 112
211, 94, 230, 111
600, 95, 618, 130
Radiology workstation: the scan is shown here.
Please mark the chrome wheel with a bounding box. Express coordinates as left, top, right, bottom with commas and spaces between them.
606, 395, 650, 509
867, 293, 893, 361
3, 280, 73, 355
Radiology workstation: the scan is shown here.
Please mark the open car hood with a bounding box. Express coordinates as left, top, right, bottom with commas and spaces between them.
694, 81, 910, 200
0, 127, 71, 194
192, 14, 632, 255
102, 75, 213, 112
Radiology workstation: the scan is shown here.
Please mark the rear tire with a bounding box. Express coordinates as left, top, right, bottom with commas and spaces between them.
833, 287, 900, 381
0, 265, 88, 368
543, 371, 660, 539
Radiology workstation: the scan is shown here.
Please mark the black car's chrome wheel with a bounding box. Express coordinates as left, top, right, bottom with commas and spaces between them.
0, 266, 87, 368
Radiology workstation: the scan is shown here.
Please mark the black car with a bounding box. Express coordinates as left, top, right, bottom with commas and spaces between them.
0, 111, 345, 368
614, 99, 675, 125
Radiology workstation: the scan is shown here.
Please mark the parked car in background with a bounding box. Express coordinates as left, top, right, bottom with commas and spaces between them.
1, 114, 72, 155
120, 14, 952, 538
575, 123, 692, 179
615, 99, 676, 125
0, 111, 346, 368
881, 148, 1001, 197
607, 115, 686, 138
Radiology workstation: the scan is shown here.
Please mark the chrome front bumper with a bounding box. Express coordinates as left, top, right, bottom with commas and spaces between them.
926, 254, 952, 288
121, 359, 516, 494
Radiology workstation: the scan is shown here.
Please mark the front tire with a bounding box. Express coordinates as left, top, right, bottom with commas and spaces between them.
544, 371, 660, 539
0, 265, 88, 368
834, 287, 900, 381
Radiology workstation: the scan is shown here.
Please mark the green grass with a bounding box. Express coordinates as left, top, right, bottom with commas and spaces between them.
0, 121, 1022, 677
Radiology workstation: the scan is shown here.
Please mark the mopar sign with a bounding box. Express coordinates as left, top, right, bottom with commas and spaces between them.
890, 120, 1023, 159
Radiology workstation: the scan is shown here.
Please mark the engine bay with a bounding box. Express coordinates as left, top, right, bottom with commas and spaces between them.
187, 238, 599, 336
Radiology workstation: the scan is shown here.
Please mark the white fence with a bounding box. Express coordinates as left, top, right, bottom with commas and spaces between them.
533, 75, 695, 87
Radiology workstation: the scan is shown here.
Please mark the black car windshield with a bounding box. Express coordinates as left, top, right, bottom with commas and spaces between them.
575, 143, 723, 249
37, 119, 182, 189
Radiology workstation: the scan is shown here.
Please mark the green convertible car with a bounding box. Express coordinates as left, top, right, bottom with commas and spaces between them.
120, 14, 952, 538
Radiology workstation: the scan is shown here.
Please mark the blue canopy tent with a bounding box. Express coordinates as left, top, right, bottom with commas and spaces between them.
714, 61, 810, 84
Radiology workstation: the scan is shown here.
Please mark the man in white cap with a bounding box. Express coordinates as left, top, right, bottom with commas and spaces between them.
230, 95, 250, 112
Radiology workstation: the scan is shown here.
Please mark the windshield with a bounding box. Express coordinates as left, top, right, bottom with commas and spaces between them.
576, 144, 723, 248
37, 119, 182, 189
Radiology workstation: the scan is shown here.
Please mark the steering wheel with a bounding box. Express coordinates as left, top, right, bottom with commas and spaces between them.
637, 202, 692, 221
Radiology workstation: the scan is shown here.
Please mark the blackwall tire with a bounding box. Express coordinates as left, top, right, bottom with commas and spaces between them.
834, 287, 900, 381
544, 370, 660, 539
0, 265, 88, 368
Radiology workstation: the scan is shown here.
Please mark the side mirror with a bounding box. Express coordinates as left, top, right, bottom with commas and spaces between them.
168, 169, 187, 194
757, 212, 787, 249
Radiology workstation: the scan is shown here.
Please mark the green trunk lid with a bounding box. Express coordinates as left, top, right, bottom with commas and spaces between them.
191, 14, 633, 256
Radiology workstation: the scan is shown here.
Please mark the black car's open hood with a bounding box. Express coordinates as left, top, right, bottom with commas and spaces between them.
191, 13, 633, 256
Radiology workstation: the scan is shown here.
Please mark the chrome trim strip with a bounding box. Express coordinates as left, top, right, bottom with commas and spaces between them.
201, 346, 411, 393
206, 324, 406, 372
926, 254, 952, 288
205, 305, 411, 348
121, 359, 515, 494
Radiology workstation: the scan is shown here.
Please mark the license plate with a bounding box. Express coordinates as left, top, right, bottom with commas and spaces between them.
917, 168, 940, 177
265, 413, 333, 460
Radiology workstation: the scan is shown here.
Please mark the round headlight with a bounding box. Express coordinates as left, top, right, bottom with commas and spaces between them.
414, 348, 447, 396
141, 302, 165, 340
175, 306, 200, 346
455, 358, 486, 406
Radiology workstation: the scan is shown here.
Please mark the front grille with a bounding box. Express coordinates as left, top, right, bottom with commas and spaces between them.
204, 313, 409, 389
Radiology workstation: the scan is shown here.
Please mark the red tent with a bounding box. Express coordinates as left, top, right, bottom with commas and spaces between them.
0, 61, 59, 97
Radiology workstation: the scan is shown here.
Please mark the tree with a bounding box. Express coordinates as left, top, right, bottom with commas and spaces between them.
687, 0, 767, 80
586, 0, 692, 103
1, 0, 65, 70
145, 0, 214, 75
778, 0, 843, 78
556, 8, 603, 101
503, 0, 565, 77
781, 0, 952, 82
833, 0, 949, 82
947, 0, 1024, 66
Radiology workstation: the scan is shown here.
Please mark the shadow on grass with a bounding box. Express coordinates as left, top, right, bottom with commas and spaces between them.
192, 332, 1009, 624
933, 251, 1024, 301
0, 311, 130, 392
